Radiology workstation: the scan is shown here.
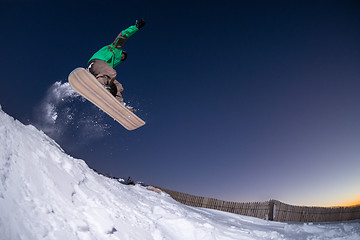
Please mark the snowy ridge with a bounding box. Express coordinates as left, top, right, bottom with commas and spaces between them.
0, 107, 359, 240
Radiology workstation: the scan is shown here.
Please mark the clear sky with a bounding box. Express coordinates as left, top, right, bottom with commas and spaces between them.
1, 0, 359, 207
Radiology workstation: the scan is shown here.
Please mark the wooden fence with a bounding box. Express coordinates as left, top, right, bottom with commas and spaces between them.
272, 200, 360, 222
158, 188, 360, 222
159, 188, 271, 219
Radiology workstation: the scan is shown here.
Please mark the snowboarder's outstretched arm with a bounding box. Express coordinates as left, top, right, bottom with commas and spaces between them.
112, 18, 146, 50
88, 19, 146, 68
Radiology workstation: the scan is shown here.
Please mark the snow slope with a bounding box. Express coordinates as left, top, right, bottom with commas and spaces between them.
0, 105, 359, 240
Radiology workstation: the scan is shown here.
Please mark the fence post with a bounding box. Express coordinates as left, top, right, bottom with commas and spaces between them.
268, 200, 275, 221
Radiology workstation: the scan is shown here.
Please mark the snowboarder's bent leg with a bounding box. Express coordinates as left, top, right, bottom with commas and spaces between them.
112, 80, 124, 102
88, 59, 117, 85
87, 59, 124, 102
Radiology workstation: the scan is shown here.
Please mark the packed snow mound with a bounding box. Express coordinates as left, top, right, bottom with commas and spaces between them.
0, 106, 359, 240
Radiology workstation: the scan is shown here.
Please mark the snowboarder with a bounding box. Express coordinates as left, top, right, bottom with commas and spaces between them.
87, 19, 146, 110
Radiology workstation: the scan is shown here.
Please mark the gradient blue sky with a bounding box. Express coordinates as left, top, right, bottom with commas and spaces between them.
1, 0, 359, 207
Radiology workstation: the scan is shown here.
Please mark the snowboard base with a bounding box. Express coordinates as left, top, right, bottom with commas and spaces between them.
68, 68, 145, 130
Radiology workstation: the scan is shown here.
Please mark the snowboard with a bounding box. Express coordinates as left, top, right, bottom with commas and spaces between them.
68, 67, 145, 130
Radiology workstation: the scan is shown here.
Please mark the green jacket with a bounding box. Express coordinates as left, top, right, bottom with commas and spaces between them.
88, 25, 139, 68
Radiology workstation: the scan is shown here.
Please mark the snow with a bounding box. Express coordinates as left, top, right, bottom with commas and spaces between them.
0, 106, 359, 240
33, 81, 111, 142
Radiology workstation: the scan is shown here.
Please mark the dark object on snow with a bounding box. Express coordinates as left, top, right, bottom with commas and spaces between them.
124, 176, 135, 185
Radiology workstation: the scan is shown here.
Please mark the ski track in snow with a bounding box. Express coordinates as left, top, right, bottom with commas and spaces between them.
0, 105, 359, 240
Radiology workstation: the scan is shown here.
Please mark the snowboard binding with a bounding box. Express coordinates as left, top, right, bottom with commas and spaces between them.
104, 85, 117, 96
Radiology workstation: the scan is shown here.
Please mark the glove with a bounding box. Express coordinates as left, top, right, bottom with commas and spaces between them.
136, 18, 146, 29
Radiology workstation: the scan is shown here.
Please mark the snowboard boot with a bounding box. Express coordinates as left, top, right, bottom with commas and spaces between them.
104, 86, 134, 112
104, 85, 112, 93
124, 103, 135, 113
104, 85, 117, 96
